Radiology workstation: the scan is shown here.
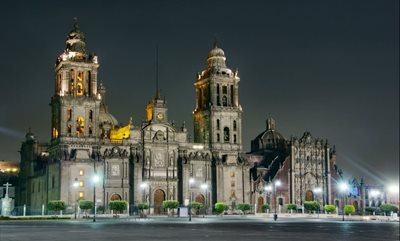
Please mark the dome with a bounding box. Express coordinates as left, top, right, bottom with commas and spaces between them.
99, 107, 118, 126
208, 47, 225, 58
251, 117, 286, 152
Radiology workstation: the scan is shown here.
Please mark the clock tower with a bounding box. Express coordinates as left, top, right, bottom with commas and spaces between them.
146, 91, 168, 123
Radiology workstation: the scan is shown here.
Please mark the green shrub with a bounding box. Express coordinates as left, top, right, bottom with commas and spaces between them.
324, 205, 336, 213
215, 202, 228, 215
379, 204, 399, 215
162, 200, 179, 216
79, 200, 94, 211
304, 201, 319, 212
261, 204, 270, 212
162, 200, 179, 209
189, 202, 204, 210
236, 203, 251, 214
286, 204, 297, 211
137, 203, 149, 210
344, 205, 355, 215
47, 200, 66, 212
109, 200, 128, 214
365, 206, 376, 215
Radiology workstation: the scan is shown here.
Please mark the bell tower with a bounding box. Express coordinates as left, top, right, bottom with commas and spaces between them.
50, 19, 101, 142
193, 41, 242, 153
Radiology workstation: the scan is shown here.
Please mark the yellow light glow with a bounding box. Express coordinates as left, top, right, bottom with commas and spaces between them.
110, 119, 131, 141
146, 103, 153, 121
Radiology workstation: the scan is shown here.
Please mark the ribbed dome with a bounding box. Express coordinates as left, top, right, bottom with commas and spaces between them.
99, 107, 118, 126
251, 117, 286, 152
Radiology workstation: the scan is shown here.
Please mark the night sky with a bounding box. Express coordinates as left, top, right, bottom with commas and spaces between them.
0, 1, 398, 185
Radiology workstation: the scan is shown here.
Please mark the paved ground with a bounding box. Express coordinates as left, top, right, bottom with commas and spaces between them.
0, 216, 399, 241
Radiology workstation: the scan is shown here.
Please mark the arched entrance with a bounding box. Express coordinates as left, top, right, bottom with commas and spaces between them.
257, 197, 264, 212
305, 190, 314, 201
110, 193, 121, 201
153, 189, 165, 215
195, 194, 205, 204
195, 194, 205, 215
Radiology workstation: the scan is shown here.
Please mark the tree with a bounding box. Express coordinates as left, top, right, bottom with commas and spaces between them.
236, 203, 251, 214
365, 207, 376, 215
304, 201, 319, 212
261, 204, 270, 213
189, 202, 204, 215
286, 204, 297, 213
344, 205, 355, 215
79, 200, 93, 217
47, 200, 65, 215
137, 203, 149, 210
379, 204, 399, 215
215, 202, 228, 215
109, 200, 128, 215
162, 200, 179, 216
324, 205, 336, 214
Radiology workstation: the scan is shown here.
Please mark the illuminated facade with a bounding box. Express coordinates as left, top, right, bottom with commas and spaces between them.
18, 21, 250, 215
18, 20, 342, 215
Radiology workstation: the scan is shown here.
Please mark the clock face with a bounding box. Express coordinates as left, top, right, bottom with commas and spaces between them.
156, 112, 164, 121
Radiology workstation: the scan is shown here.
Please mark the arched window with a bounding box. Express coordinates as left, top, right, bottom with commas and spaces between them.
222, 96, 227, 106
216, 119, 220, 130
89, 110, 93, 122
217, 133, 220, 142
223, 127, 230, 142
233, 120, 237, 131
234, 134, 237, 144
217, 84, 221, 106
77, 116, 85, 137
67, 109, 72, 121
67, 124, 72, 136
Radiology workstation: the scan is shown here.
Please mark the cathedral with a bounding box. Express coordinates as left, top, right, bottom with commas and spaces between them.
17, 21, 338, 215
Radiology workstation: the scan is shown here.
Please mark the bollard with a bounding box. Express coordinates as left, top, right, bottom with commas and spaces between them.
23, 204, 26, 216
42, 204, 45, 216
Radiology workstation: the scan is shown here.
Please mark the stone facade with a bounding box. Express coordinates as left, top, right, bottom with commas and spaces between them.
17, 22, 251, 215
17, 21, 341, 215
246, 117, 338, 213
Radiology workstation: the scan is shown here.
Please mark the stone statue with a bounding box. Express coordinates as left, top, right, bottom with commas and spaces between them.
1, 182, 14, 217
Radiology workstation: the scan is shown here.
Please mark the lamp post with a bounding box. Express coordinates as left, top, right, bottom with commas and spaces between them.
264, 185, 273, 214
189, 178, 194, 221
140, 182, 148, 216
73, 179, 79, 219
201, 183, 208, 218
339, 182, 348, 221
273, 180, 281, 221
387, 184, 399, 206
93, 174, 100, 222
313, 187, 322, 216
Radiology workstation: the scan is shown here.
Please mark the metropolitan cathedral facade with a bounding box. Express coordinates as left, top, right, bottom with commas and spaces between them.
18, 21, 338, 214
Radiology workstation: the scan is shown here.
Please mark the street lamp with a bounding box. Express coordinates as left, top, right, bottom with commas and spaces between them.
93, 174, 100, 222
189, 178, 194, 221
201, 183, 208, 218
264, 185, 272, 214
273, 180, 281, 221
313, 187, 322, 215
339, 182, 348, 221
73, 179, 79, 219
387, 184, 399, 205
140, 182, 149, 216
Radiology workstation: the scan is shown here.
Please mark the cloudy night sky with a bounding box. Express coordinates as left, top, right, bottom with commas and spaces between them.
0, 0, 398, 185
